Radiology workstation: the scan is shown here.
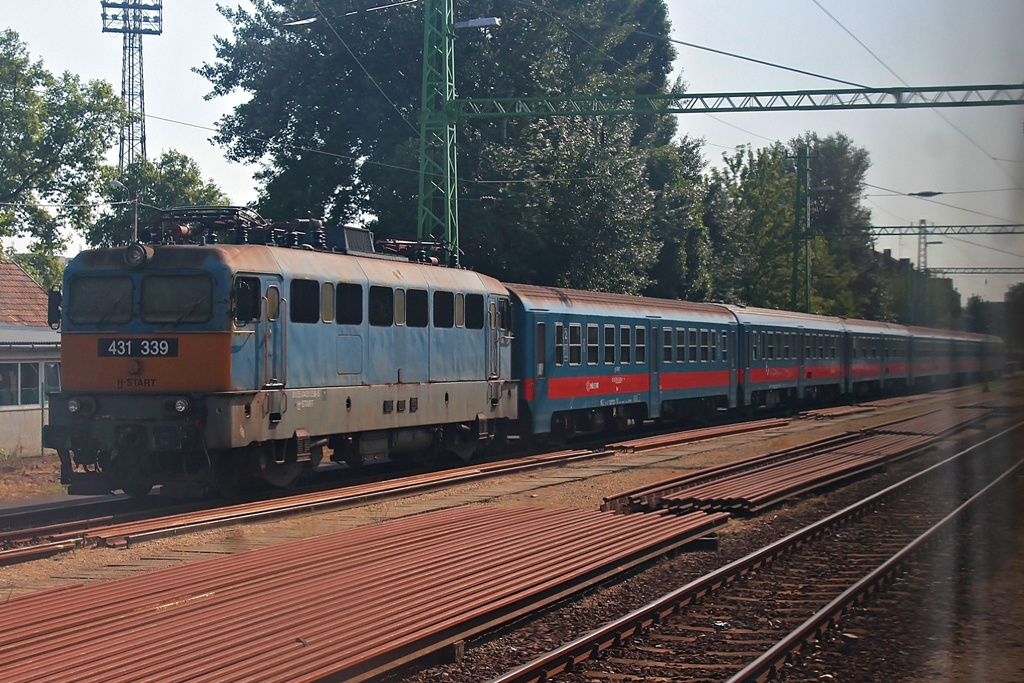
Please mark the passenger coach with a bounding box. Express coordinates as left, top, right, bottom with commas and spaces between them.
508, 284, 736, 438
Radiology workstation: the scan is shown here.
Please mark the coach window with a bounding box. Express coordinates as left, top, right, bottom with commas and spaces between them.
688, 329, 698, 363
663, 329, 673, 363
232, 276, 261, 324
620, 326, 631, 364
766, 332, 774, 360
710, 330, 718, 362
336, 283, 363, 325
603, 325, 616, 364
700, 329, 709, 362
676, 329, 686, 363
569, 324, 582, 365
751, 332, 758, 361
805, 334, 811, 360
320, 282, 335, 323
408, 289, 428, 327
369, 286, 394, 326
433, 291, 454, 327
589, 325, 601, 365
635, 327, 646, 364
725, 331, 732, 362
465, 293, 485, 329
831, 336, 837, 359
266, 285, 280, 321
555, 323, 565, 366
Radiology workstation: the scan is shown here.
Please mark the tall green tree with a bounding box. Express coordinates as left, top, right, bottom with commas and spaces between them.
198, 0, 686, 291
704, 144, 795, 309
87, 151, 230, 247
0, 29, 123, 257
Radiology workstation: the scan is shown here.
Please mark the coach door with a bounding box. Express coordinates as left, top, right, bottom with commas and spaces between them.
649, 324, 660, 418
796, 326, 806, 399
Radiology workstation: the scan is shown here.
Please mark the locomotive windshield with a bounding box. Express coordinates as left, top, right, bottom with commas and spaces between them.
141, 276, 212, 324
67, 276, 133, 324
66, 274, 212, 325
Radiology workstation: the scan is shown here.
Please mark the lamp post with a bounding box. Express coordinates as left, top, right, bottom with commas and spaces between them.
109, 179, 138, 243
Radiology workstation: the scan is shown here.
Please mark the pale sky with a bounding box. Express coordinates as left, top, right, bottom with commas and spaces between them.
3, 0, 1022, 301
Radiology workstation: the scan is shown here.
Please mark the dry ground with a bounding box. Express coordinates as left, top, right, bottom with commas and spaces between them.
0, 454, 64, 501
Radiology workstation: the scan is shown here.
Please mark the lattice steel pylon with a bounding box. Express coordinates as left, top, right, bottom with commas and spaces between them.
101, 1, 163, 170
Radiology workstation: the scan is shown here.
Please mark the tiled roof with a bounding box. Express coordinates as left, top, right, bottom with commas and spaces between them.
0, 262, 49, 328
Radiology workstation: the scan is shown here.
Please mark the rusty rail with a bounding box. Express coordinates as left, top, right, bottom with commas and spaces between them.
490, 421, 1024, 683
608, 418, 789, 452
0, 506, 728, 683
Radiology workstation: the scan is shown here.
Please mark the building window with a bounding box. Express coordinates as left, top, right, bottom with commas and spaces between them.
0, 362, 55, 407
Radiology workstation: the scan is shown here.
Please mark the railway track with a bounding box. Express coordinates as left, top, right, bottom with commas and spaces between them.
488, 422, 1024, 683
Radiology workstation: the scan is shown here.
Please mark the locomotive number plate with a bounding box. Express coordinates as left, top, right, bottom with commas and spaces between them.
99, 338, 179, 357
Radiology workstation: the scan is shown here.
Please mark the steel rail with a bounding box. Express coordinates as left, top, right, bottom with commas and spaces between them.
488, 420, 1023, 683
727, 426, 1024, 683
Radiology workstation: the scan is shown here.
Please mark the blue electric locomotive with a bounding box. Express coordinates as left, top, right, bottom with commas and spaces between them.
44, 207, 517, 496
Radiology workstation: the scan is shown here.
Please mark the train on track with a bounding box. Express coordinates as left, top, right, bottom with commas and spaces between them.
42, 206, 1004, 497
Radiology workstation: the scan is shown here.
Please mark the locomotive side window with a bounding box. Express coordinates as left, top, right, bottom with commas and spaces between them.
568, 324, 582, 365
394, 289, 407, 326
465, 293, 484, 329
604, 325, 615, 364
635, 327, 646, 364
266, 286, 280, 321
232, 276, 261, 324
407, 289, 428, 327
289, 279, 320, 324
142, 275, 212, 324
619, 326, 631, 364
433, 291, 455, 327
455, 293, 465, 327
67, 276, 133, 324
555, 323, 565, 366
588, 325, 600, 365
336, 283, 363, 325
369, 286, 393, 326
499, 298, 511, 331
321, 282, 335, 323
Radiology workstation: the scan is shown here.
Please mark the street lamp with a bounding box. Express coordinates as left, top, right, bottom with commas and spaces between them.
109, 179, 138, 243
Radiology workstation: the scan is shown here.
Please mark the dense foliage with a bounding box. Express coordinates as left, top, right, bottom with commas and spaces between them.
0, 29, 123, 285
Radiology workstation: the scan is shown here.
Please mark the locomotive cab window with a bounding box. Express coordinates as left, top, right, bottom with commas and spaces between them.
289, 279, 320, 324
232, 276, 261, 324
142, 275, 212, 324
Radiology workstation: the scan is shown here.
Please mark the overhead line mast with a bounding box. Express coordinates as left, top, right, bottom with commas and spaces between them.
101, 0, 163, 170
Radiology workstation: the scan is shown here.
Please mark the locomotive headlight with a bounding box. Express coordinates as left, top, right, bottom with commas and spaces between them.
173, 397, 191, 414
124, 242, 153, 268
66, 396, 95, 415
